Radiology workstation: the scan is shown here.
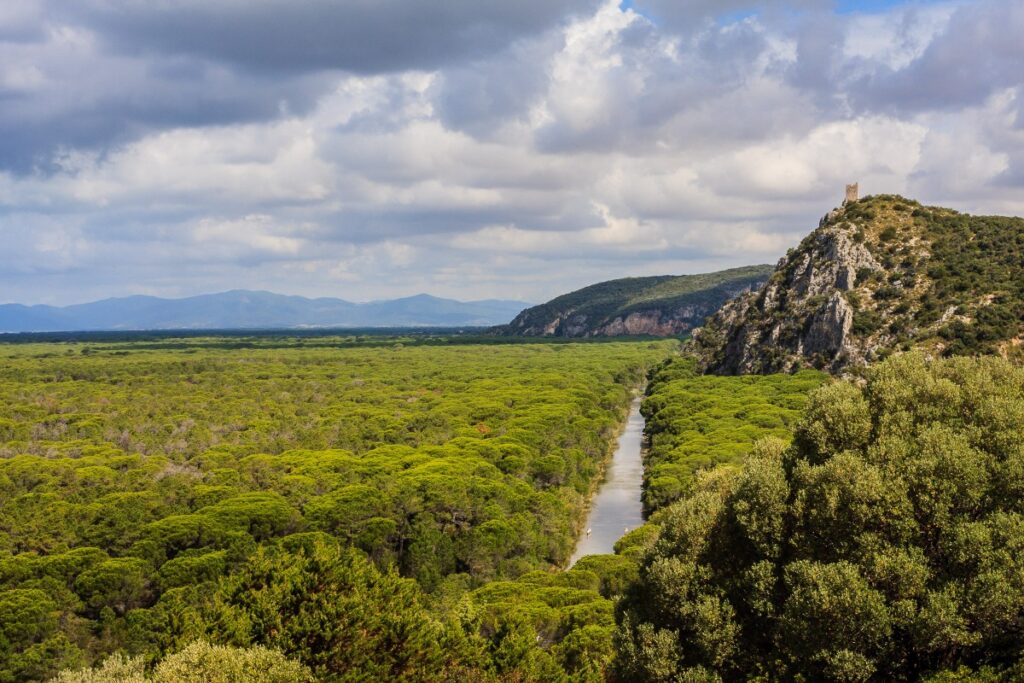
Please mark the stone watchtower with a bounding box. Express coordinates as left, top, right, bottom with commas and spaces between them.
844, 183, 859, 204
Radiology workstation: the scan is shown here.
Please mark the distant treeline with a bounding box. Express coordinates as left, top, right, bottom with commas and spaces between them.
0, 329, 676, 349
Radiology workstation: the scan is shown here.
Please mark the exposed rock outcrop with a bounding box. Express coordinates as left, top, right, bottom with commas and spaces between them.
801, 292, 853, 357
696, 223, 882, 373
692, 194, 1024, 374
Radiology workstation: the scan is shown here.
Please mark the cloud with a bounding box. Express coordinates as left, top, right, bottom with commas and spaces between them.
0, 27, 334, 171
54, 119, 335, 207
192, 215, 307, 259
630, 0, 827, 34
66, 0, 601, 74
834, 1, 1023, 115
0, 0, 46, 42
700, 116, 927, 199
0, 0, 1022, 307
0, 0, 597, 170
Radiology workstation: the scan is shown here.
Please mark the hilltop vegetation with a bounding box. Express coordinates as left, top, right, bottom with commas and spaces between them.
0, 337, 674, 681
617, 353, 1024, 681
692, 195, 1024, 374
496, 266, 772, 338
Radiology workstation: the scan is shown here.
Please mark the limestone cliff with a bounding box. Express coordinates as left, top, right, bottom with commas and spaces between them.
691, 195, 1024, 374
493, 266, 773, 338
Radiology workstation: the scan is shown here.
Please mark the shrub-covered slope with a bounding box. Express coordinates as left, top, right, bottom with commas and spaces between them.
692, 195, 1024, 374
494, 266, 772, 338
617, 353, 1024, 682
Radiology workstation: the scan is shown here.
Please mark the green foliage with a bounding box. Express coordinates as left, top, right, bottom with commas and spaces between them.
0, 337, 673, 680
917, 211, 1024, 354
203, 539, 447, 681
640, 357, 826, 512
54, 642, 312, 682
469, 564, 618, 682
0, 588, 82, 682
617, 353, 1024, 681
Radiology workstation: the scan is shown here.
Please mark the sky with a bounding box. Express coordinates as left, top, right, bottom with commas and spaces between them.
1, 0, 1022, 306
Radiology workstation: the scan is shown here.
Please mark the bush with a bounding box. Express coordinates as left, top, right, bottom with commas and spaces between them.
53, 642, 311, 683
617, 354, 1024, 681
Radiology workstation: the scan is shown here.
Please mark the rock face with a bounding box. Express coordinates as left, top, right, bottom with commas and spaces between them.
600, 310, 701, 336
802, 292, 853, 357
692, 199, 899, 374
695, 194, 1024, 374
494, 266, 774, 338
698, 226, 881, 373
540, 305, 729, 337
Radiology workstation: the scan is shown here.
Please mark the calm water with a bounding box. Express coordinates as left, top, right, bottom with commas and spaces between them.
569, 397, 646, 565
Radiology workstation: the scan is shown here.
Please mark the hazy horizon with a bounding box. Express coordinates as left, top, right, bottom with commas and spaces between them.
1, 289, 535, 309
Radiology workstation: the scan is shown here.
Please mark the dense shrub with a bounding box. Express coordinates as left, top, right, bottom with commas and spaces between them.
917, 211, 1024, 355
617, 353, 1024, 681
54, 642, 311, 682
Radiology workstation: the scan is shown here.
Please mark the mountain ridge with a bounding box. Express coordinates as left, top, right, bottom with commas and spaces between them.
0, 290, 531, 333
493, 265, 774, 337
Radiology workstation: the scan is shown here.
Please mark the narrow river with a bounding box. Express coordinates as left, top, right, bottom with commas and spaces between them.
569, 396, 646, 566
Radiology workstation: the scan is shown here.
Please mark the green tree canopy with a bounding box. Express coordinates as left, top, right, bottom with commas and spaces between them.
617, 353, 1024, 681
53, 641, 311, 683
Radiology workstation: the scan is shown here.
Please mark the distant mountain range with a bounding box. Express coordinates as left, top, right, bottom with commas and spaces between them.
493, 266, 773, 338
0, 290, 532, 333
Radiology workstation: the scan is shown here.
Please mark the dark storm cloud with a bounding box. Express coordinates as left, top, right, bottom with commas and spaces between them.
63, 0, 602, 74
432, 33, 557, 137
0, 60, 332, 172
0, 0, 598, 172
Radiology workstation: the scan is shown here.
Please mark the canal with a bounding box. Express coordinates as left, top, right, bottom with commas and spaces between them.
569, 396, 646, 565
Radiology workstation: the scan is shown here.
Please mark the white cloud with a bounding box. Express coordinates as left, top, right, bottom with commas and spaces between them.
0, 0, 1022, 306
192, 215, 306, 257
54, 120, 334, 207
703, 116, 927, 198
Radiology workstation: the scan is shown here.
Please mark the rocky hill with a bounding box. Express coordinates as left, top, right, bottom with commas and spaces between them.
691, 195, 1024, 374
494, 266, 772, 337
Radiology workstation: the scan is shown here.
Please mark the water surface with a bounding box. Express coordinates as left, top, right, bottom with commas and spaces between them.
569, 397, 645, 565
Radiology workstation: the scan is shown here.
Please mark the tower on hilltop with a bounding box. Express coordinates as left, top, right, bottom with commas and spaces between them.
845, 183, 859, 204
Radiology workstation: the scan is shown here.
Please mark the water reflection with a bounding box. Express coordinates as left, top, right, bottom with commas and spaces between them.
569, 397, 645, 566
